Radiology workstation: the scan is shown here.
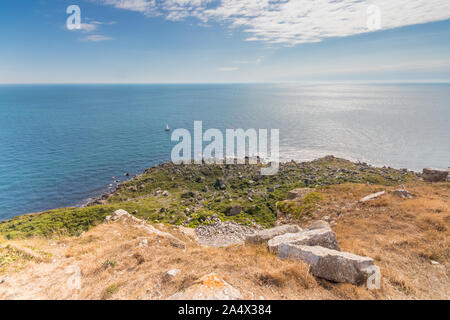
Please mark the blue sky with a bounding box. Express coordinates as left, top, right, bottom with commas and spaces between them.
1, 0, 449, 83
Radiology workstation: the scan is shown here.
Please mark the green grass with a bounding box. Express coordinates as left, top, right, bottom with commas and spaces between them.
277, 192, 324, 219
0, 156, 419, 239
101, 283, 122, 300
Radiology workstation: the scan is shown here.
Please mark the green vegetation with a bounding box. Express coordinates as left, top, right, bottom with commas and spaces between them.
0, 244, 33, 273
101, 283, 122, 300
277, 192, 324, 219
102, 259, 117, 269
0, 156, 419, 239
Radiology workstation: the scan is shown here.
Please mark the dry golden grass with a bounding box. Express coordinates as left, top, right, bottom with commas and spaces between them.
0, 181, 448, 300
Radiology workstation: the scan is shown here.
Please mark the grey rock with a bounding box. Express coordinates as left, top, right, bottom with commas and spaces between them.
245, 224, 301, 244
423, 168, 449, 182
268, 227, 340, 252
276, 244, 376, 285
215, 179, 226, 190
227, 205, 242, 216
391, 189, 413, 199
359, 191, 385, 202
166, 269, 181, 277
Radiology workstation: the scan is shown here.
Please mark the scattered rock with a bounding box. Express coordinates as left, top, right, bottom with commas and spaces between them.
162, 190, 169, 197
391, 189, 413, 199
166, 269, 181, 277
430, 260, 440, 265
245, 224, 302, 244
276, 244, 377, 285
127, 186, 138, 192
423, 168, 449, 182
138, 238, 148, 247
359, 191, 385, 202
215, 179, 226, 190
196, 217, 259, 247
196, 176, 205, 183
227, 205, 242, 216
268, 227, 340, 252
167, 273, 242, 300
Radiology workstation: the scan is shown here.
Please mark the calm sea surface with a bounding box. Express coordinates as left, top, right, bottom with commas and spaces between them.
0, 83, 449, 219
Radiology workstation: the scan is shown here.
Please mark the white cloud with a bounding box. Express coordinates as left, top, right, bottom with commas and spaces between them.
82, 34, 115, 42
233, 57, 263, 65
67, 19, 116, 33
99, 0, 450, 46
217, 67, 238, 71
101, 0, 159, 15
80, 23, 98, 32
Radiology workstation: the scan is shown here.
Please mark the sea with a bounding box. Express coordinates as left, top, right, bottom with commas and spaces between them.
0, 83, 449, 220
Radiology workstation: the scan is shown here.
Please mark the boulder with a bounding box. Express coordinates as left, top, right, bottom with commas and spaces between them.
276, 244, 377, 285
268, 227, 340, 252
167, 273, 242, 300
105, 209, 130, 222
391, 189, 413, 199
307, 220, 331, 230
227, 205, 242, 216
166, 269, 181, 277
245, 224, 302, 244
359, 191, 385, 202
287, 188, 311, 200
423, 168, 449, 182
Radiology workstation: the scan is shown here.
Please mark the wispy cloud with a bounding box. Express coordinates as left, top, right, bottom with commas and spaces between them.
67, 19, 116, 33
232, 57, 263, 65
81, 34, 115, 42
217, 67, 238, 71
98, 0, 450, 46
100, 0, 159, 15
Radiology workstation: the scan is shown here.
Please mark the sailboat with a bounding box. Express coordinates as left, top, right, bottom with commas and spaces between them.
165, 123, 170, 131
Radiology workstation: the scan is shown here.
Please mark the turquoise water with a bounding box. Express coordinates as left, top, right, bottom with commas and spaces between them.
0, 83, 449, 220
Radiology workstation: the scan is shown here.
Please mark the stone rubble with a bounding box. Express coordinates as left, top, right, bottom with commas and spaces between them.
195, 217, 260, 247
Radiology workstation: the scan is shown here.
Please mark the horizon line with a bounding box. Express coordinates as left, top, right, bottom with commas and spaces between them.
1, 80, 450, 85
